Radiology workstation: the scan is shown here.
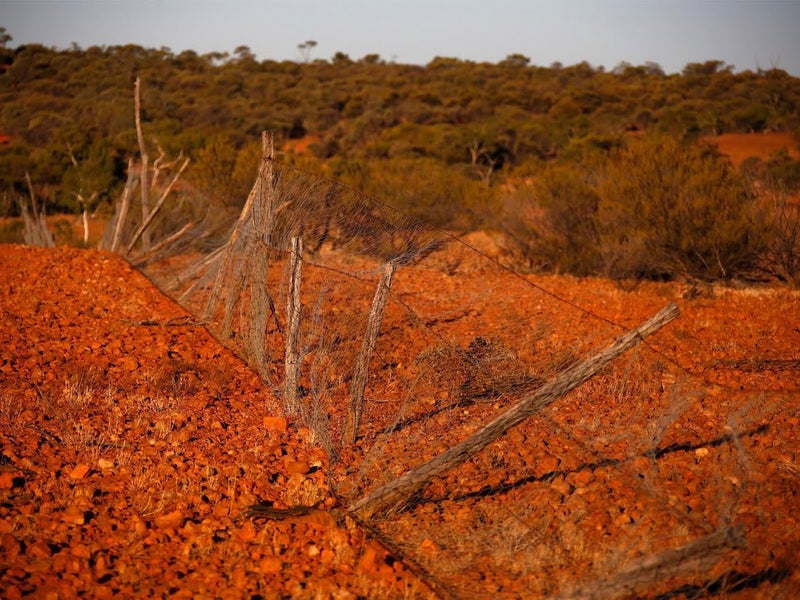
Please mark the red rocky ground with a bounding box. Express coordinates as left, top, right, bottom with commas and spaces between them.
0, 245, 433, 599
1, 243, 799, 599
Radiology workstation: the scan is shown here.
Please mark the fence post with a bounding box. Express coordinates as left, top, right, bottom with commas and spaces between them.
284, 236, 304, 415
344, 260, 398, 445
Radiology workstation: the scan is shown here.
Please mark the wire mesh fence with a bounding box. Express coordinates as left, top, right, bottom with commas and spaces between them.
127, 142, 796, 598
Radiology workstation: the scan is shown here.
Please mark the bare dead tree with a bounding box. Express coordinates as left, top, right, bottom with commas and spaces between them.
102, 81, 189, 258
66, 144, 99, 245
125, 155, 190, 254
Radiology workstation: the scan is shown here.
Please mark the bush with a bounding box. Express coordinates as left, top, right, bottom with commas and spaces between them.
509, 135, 768, 281
527, 165, 602, 275
336, 156, 495, 230
596, 136, 765, 280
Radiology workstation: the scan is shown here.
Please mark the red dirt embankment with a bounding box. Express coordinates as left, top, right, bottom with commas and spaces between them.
0, 245, 433, 599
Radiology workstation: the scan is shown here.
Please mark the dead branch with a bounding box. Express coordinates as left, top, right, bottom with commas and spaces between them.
125, 156, 190, 254
349, 302, 680, 519
129, 221, 194, 267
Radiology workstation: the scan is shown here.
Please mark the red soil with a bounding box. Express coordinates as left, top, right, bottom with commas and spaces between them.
0, 245, 433, 599
708, 132, 799, 166
2, 243, 799, 598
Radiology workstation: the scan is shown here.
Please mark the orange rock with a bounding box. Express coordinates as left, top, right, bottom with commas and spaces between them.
26, 539, 52, 559
320, 549, 336, 563
70, 543, 92, 559
418, 538, 439, 553
538, 454, 560, 475
60, 505, 86, 525
154, 510, 184, 530
285, 459, 309, 475
263, 416, 287, 434
358, 545, 378, 571
68, 464, 91, 480
2, 584, 22, 600
549, 476, 571, 497
259, 556, 283, 573
1, 533, 21, 561
570, 469, 593, 487
237, 520, 257, 542
131, 515, 148, 536
117, 356, 139, 372
0, 471, 20, 489
230, 567, 248, 589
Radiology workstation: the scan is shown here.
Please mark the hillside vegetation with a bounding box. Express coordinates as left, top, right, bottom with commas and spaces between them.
1, 40, 800, 282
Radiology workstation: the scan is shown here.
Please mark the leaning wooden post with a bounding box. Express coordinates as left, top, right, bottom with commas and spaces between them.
344, 260, 398, 445
349, 302, 680, 519
203, 131, 272, 325
134, 77, 151, 252
284, 236, 304, 415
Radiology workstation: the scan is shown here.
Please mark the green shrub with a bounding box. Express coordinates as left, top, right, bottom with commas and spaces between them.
511, 135, 767, 281
596, 136, 765, 280
528, 165, 602, 275
337, 156, 495, 230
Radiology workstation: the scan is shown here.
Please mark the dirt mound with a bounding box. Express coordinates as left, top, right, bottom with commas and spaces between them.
0, 244, 432, 599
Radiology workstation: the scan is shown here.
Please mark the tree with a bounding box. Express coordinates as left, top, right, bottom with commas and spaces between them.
499, 53, 530, 68
332, 51, 352, 65
298, 40, 317, 63
61, 138, 116, 243
188, 135, 238, 207
233, 45, 255, 62
682, 60, 733, 77
360, 53, 383, 65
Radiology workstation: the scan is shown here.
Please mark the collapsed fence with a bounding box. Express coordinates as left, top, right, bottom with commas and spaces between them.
102, 130, 796, 598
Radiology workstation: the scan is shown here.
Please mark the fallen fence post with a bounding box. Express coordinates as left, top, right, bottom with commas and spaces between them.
349, 302, 680, 519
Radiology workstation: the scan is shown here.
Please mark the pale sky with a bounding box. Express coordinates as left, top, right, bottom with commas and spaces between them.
1, 0, 799, 75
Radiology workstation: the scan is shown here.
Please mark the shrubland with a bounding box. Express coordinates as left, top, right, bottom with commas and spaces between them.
1, 37, 800, 283
502, 136, 776, 282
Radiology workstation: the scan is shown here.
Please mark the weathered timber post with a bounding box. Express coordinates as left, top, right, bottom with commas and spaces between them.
349, 302, 680, 519
343, 260, 398, 445
203, 131, 273, 332
241, 131, 277, 378
109, 158, 135, 253
284, 236, 304, 415
134, 77, 151, 252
